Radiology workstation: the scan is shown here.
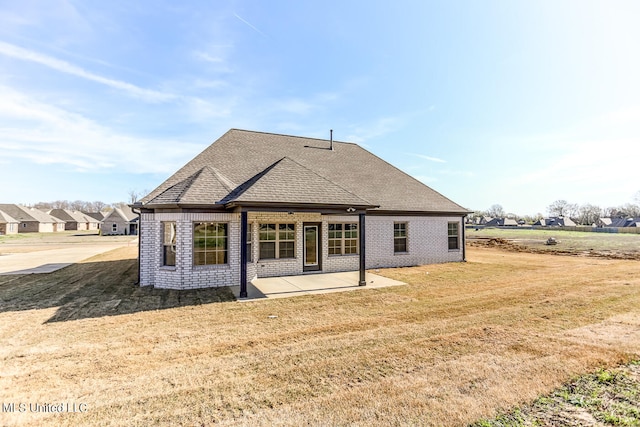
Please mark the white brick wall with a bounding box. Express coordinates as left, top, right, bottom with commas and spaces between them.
139, 211, 464, 290
365, 215, 464, 268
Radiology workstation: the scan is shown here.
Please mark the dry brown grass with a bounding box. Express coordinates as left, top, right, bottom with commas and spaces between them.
1, 246, 639, 426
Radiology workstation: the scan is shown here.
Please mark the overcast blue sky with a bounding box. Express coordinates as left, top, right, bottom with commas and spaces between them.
1, 0, 638, 215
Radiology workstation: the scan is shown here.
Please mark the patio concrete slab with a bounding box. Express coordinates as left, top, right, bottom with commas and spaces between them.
230, 271, 406, 300
0, 243, 133, 275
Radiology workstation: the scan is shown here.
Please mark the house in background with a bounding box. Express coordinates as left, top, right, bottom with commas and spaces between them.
82, 212, 105, 229
483, 217, 519, 227
101, 206, 139, 235
136, 129, 470, 295
0, 204, 65, 232
597, 217, 640, 228
48, 209, 101, 231
0, 209, 20, 235
534, 217, 577, 227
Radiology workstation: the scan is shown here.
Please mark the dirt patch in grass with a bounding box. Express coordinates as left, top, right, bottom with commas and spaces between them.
468, 231, 640, 260
1, 247, 639, 426
474, 361, 640, 426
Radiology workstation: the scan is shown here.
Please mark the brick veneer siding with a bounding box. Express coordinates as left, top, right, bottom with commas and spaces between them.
140, 212, 241, 289
365, 215, 464, 268
139, 211, 464, 289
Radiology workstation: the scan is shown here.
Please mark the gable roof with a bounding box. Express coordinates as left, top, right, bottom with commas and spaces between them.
82, 212, 105, 221
0, 204, 60, 224
0, 209, 19, 224
606, 217, 640, 227
48, 209, 98, 224
146, 166, 236, 206
142, 129, 469, 214
104, 206, 138, 223
223, 157, 373, 207
484, 217, 518, 226
534, 217, 576, 227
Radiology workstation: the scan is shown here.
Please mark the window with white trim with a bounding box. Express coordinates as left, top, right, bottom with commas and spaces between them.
162, 222, 176, 266
328, 223, 358, 255
112, 223, 117, 232
448, 222, 459, 250
394, 222, 407, 253
193, 222, 228, 265
259, 223, 295, 259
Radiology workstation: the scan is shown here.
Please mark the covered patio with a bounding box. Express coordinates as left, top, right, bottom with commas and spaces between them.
231, 271, 406, 301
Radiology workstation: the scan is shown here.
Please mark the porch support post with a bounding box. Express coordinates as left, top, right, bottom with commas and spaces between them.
240, 210, 248, 298
359, 212, 366, 286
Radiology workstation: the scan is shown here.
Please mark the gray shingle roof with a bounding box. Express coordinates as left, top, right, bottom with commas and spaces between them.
104, 206, 139, 223
142, 129, 469, 213
0, 209, 19, 224
225, 157, 372, 206
48, 209, 98, 224
0, 204, 59, 223
146, 166, 236, 206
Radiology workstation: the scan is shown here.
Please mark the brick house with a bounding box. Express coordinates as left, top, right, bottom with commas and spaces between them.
135, 129, 470, 295
48, 209, 101, 231
0, 209, 20, 235
0, 204, 65, 232
101, 206, 139, 236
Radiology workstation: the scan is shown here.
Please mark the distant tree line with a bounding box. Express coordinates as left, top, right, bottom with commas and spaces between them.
26, 190, 148, 213
472, 191, 640, 226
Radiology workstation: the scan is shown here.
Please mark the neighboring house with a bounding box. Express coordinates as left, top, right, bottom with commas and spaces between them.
473, 216, 493, 225
534, 217, 577, 227
48, 209, 101, 231
598, 217, 640, 228
135, 129, 470, 295
483, 217, 518, 227
0, 209, 20, 235
0, 204, 65, 232
82, 212, 105, 229
101, 206, 139, 235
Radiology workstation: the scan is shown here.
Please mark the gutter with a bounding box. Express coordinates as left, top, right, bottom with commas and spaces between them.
130, 202, 143, 285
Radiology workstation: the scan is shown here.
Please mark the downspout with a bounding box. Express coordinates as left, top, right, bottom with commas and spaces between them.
240, 211, 248, 298
131, 204, 142, 285
462, 215, 467, 262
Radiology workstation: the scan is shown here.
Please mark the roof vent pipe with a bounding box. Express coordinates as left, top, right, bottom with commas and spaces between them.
330, 129, 334, 151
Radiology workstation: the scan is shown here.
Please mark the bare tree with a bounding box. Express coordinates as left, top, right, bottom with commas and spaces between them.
70, 200, 86, 211
127, 190, 141, 204
577, 204, 601, 225
547, 200, 578, 218
486, 204, 505, 218
91, 201, 107, 212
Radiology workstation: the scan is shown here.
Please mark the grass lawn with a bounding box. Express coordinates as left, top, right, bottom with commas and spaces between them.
469, 227, 640, 256
1, 245, 639, 426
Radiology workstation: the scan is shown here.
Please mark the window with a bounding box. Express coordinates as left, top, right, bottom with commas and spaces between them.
246, 223, 252, 262
394, 223, 407, 253
259, 223, 295, 259
193, 222, 228, 265
448, 222, 459, 250
328, 223, 358, 255
162, 222, 176, 266
112, 223, 117, 232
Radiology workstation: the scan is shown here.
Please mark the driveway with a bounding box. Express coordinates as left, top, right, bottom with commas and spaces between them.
0, 241, 136, 274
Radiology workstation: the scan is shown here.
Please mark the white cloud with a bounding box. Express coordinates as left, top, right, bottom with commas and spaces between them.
345, 116, 405, 143
233, 13, 267, 37
408, 152, 446, 163
0, 41, 175, 102
0, 85, 200, 174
